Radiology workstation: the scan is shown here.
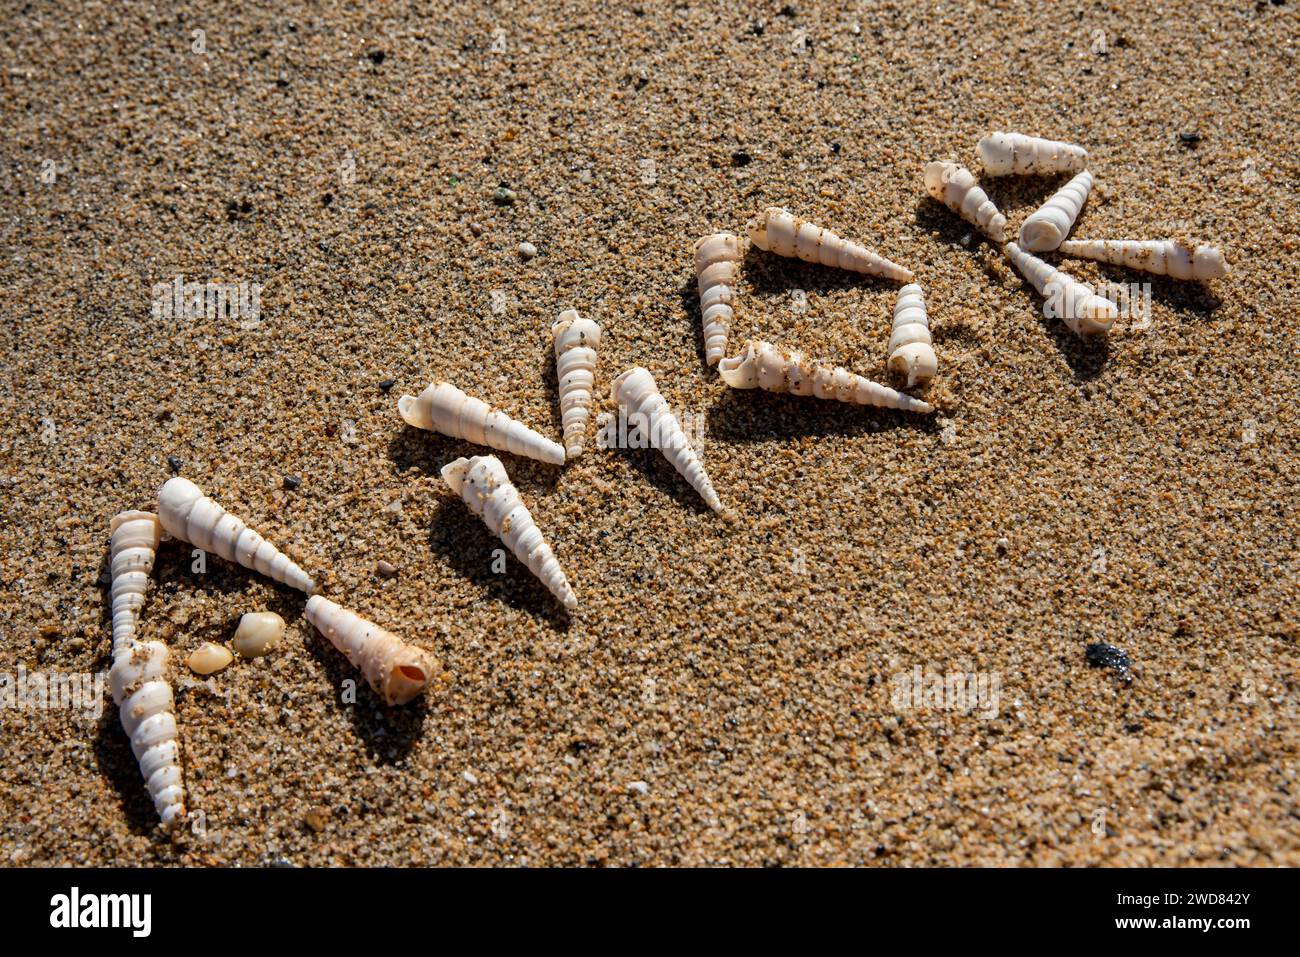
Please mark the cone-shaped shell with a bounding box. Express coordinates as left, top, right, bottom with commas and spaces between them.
441, 455, 578, 609
609, 367, 724, 513
976, 132, 1087, 177
157, 477, 316, 593
923, 162, 1007, 242
109, 510, 162, 658
108, 639, 185, 825
551, 310, 601, 457
1018, 170, 1094, 252
1056, 239, 1228, 280
719, 340, 933, 413
398, 381, 564, 466
747, 207, 913, 281
305, 595, 439, 706
887, 284, 938, 388
694, 232, 743, 365
1004, 242, 1117, 336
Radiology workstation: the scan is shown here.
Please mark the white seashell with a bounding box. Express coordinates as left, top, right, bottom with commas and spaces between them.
1004, 241, 1117, 336
1055, 239, 1228, 280
693, 232, 743, 365
441, 455, 578, 609
1018, 170, 1094, 252
157, 478, 316, 593
108, 639, 185, 825
747, 207, 913, 281
719, 339, 934, 413
609, 367, 725, 514
232, 611, 285, 658
108, 510, 162, 658
923, 162, 1007, 242
186, 642, 233, 675
551, 310, 602, 457
305, 595, 439, 706
976, 132, 1087, 177
887, 284, 938, 388
397, 381, 564, 466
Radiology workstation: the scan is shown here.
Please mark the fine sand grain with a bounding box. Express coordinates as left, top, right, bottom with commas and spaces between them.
0, 1, 1296, 866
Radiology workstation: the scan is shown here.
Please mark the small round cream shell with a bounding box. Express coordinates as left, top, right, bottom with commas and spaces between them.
232, 611, 286, 658
187, 642, 234, 675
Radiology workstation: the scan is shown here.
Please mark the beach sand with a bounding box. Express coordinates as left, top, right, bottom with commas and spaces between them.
0, 1, 1296, 866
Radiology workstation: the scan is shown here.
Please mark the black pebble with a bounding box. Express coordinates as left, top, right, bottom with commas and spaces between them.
830, 142, 841, 154
731, 150, 752, 167
321, 193, 333, 207
378, 378, 395, 393
1085, 642, 1132, 682
366, 50, 386, 65
283, 475, 301, 491
166, 455, 182, 474
1178, 131, 1203, 147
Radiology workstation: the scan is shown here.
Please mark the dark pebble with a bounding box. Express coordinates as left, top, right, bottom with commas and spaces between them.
283, 475, 301, 491
830, 142, 841, 154
779, 4, 797, 16
378, 378, 395, 393
1178, 131, 1203, 147
366, 50, 386, 65
731, 150, 752, 167
166, 455, 182, 474
1085, 642, 1132, 681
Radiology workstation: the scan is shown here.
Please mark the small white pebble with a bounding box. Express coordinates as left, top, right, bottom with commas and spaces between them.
462, 770, 479, 785
627, 780, 650, 796
518, 241, 538, 259
187, 642, 234, 675
232, 612, 285, 658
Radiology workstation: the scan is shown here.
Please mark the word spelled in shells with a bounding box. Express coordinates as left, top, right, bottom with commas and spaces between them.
609, 367, 725, 514
887, 284, 938, 388
551, 309, 602, 457
1056, 239, 1228, 280
923, 162, 1007, 242
694, 232, 743, 366
719, 340, 933, 413
442, 455, 578, 609
398, 381, 564, 466
157, 477, 316, 593
305, 596, 439, 705
976, 132, 1087, 177
1004, 242, 1117, 335
748, 207, 913, 281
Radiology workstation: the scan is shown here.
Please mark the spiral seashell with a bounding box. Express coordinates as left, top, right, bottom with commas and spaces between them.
923, 162, 1007, 242
887, 284, 938, 388
306, 596, 439, 705
398, 381, 564, 466
109, 640, 185, 825
1055, 239, 1228, 281
976, 132, 1087, 177
109, 510, 162, 657
694, 232, 743, 365
1017, 170, 1094, 252
719, 339, 933, 414
748, 207, 914, 281
609, 367, 724, 514
1004, 241, 1117, 336
441, 455, 578, 609
551, 310, 601, 457
157, 477, 316, 593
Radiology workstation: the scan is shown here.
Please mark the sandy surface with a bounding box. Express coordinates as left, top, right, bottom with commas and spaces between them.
1, 1, 1297, 866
